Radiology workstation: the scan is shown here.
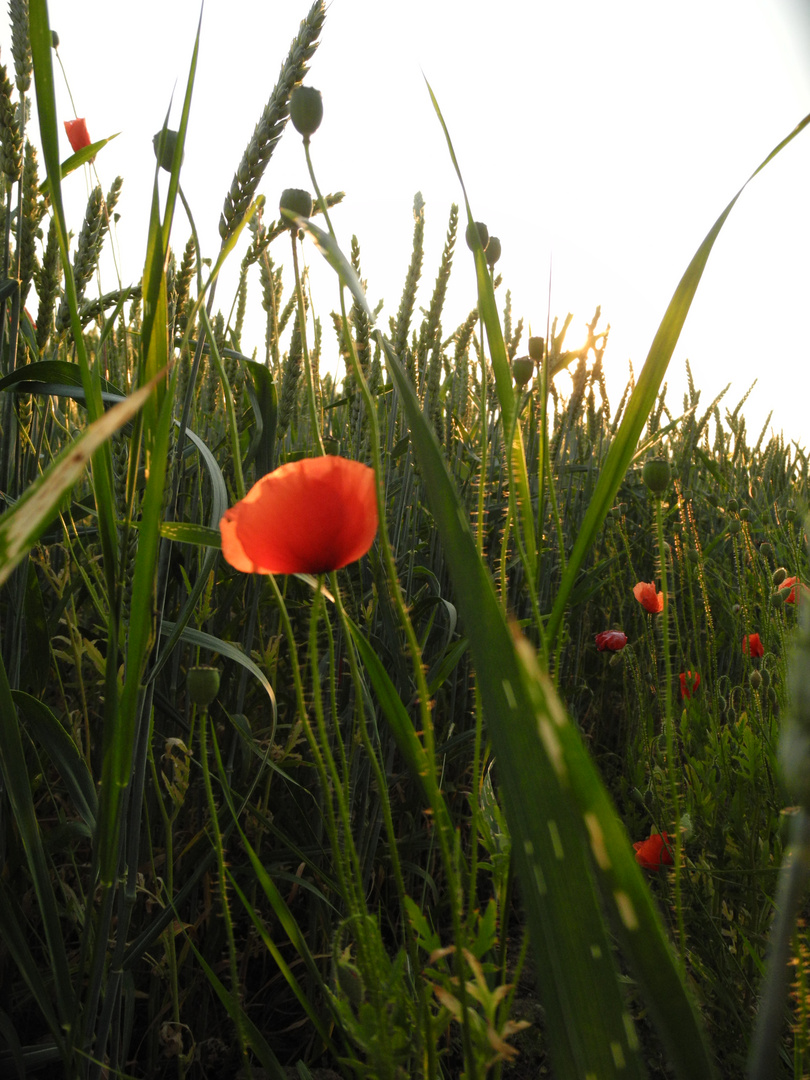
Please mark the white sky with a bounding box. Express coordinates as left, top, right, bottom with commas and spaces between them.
4, 0, 810, 448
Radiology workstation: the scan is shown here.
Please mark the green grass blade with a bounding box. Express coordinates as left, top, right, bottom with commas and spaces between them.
38, 133, 119, 197
545, 110, 810, 647
0, 372, 165, 587
12, 691, 97, 829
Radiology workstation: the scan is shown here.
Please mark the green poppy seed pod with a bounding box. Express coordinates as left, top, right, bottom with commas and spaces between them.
51, 31, 60, 48
642, 457, 670, 494
760, 542, 773, 559
187, 666, 220, 707
290, 86, 323, 137
727, 518, 742, 536
279, 188, 313, 228
485, 236, 502, 267
528, 336, 545, 361
727, 498, 739, 513
749, 670, 762, 691
153, 130, 182, 173
512, 356, 534, 387
740, 507, 750, 521
465, 221, 489, 252
773, 567, 788, 586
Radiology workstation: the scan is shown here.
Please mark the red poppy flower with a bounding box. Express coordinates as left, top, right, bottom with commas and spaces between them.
633, 831, 674, 871
633, 581, 664, 614
595, 630, 628, 652
64, 118, 91, 153
220, 455, 378, 574
781, 577, 808, 605
743, 633, 764, 658
679, 670, 700, 699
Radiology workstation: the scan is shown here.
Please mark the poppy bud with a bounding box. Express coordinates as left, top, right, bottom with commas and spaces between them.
280, 188, 313, 227
760, 669, 771, 689
727, 498, 739, 513
760, 542, 772, 559
512, 356, 534, 387
749, 670, 762, 691
528, 336, 544, 361
727, 519, 741, 535
740, 507, 750, 521
771, 591, 786, 608
465, 221, 489, 252
153, 130, 182, 172
187, 666, 221, 707
51, 31, 60, 48
787, 508, 797, 523
485, 236, 502, 267
773, 567, 788, 586
290, 86, 323, 137
642, 457, 670, 494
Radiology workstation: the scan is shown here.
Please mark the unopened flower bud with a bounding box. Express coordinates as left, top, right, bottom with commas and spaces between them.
512, 356, 534, 387
485, 236, 502, 267
749, 670, 762, 691
727, 519, 741, 535
153, 129, 182, 173
528, 336, 544, 361
280, 188, 313, 228
465, 221, 489, 252
290, 86, 323, 137
773, 567, 788, 586
643, 457, 670, 494
187, 666, 221, 707
760, 542, 772, 559
727, 498, 739, 513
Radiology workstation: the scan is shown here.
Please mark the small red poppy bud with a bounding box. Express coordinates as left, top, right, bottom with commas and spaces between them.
595, 630, 628, 652
290, 86, 323, 137
485, 236, 502, 267
528, 336, 544, 361
512, 356, 534, 387
279, 188, 313, 228
465, 221, 489, 252
642, 457, 670, 494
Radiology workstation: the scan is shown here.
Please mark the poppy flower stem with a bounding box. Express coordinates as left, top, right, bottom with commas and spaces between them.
654, 493, 686, 970
290, 227, 324, 455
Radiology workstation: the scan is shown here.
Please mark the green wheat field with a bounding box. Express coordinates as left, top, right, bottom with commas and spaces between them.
0, 3, 809, 1078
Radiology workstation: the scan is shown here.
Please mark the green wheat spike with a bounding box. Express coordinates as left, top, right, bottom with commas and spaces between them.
277, 303, 303, 441
19, 140, 43, 309
392, 191, 425, 362
218, 0, 326, 243
418, 202, 458, 376
8, 0, 31, 94
0, 63, 22, 185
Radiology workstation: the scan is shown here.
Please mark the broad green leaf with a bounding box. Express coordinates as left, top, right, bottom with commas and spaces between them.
38, 133, 119, 197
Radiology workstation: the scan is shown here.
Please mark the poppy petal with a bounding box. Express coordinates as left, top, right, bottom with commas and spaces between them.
220, 456, 378, 575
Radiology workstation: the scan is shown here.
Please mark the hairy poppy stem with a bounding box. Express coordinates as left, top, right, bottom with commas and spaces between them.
655, 493, 686, 971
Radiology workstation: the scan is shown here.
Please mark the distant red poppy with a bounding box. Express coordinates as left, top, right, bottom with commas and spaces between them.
743, 633, 764, 658
220, 456, 378, 574
633, 581, 664, 614
781, 577, 808, 605
679, 671, 700, 699
64, 118, 91, 154
633, 831, 674, 871
595, 630, 627, 652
